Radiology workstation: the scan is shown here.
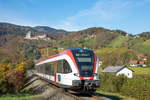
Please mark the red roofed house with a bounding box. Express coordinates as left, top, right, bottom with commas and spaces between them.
139, 60, 147, 67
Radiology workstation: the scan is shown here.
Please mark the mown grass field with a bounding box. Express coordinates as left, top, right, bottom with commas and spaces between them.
108, 36, 129, 48
0, 94, 33, 100
128, 38, 144, 47
129, 67, 150, 75
143, 39, 150, 45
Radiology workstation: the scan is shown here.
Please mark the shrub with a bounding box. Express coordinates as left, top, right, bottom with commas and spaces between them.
0, 79, 8, 93
24, 59, 34, 71
0, 62, 26, 93
99, 73, 150, 100
99, 73, 127, 92
6, 70, 25, 93
120, 75, 150, 100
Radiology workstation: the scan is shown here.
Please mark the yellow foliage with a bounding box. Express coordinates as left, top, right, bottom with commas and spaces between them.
15, 62, 25, 70
0, 64, 12, 79
143, 39, 150, 45
58, 49, 65, 53
95, 48, 118, 56
95, 47, 128, 56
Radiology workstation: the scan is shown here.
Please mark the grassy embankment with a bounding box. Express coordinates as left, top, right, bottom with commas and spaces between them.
0, 93, 33, 100
96, 90, 136, 100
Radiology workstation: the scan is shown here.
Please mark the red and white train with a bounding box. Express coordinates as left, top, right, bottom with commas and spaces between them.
35, 48, 100, 92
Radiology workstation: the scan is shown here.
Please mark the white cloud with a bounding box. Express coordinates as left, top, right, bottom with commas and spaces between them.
53, 20, 84, 31
54, 0, 150, 31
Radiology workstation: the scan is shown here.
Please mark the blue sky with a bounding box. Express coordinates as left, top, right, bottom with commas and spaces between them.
0, 0, 150, 34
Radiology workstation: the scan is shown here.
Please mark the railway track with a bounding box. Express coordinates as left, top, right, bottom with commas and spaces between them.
45, 80, 104, 100
30, 70, 105, 100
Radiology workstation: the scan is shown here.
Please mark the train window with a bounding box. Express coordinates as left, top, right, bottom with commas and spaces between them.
45, 63, 50, 75
37, 65, 40, 73
37, 65, 39, 73
38, 65, 40, 73
57, 60, 63, 73
49, 63, 52, 75
77, 57, 91, 62
39, 65, 41, 73
63, 60, 72, 73
39, 65, 42, 73
50, 63, 54, 75
42, 64, 45, 74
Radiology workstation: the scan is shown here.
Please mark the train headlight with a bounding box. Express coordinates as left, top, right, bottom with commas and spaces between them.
74, 73, 80, 77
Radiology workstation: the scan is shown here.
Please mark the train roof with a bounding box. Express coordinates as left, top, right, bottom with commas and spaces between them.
69, 48, 93, 52
36, 48, 93, 64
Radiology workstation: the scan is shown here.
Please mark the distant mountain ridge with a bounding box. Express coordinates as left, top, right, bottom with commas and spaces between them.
0, 22, 150, 38
0, 22, 69, 36
139, 32, 150, 38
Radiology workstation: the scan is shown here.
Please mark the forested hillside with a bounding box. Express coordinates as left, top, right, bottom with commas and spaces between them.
0, 22, 150, 68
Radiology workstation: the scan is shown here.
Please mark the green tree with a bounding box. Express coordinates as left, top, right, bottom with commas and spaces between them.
146, 55, 150, 67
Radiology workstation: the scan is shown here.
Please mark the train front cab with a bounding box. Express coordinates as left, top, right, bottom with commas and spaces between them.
56, 59, 100, 92
57, 49, 100, 92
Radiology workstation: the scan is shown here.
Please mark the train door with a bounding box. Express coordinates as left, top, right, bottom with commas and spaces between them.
54, 61, 57, 84
56, 60, 63, 85
61, 60, 72, 86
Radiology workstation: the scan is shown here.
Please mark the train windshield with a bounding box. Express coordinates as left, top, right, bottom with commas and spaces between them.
72, 50, 95, 77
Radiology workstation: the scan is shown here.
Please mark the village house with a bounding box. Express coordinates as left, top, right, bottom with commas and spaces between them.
129, 60, 138, 67
134, 35, 140, 38
102, 66, 133, 78
58, 47, 64, 50
139, 60, 147, 67
86, 34, 97, 39
129, 54, 147, 67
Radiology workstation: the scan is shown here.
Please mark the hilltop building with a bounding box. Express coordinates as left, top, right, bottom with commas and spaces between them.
86, 34, 97, 39
24, 31, 51, 40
